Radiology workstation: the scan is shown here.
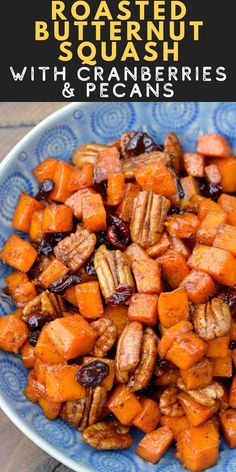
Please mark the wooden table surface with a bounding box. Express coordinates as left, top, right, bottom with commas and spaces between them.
0, 102, 72, 472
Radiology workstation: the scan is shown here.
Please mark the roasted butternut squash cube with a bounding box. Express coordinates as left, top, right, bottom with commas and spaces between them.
178, 392, 220, 427
221, 409, 236, 448
128, 293, 158, 326
107, 384, 142, 425
213, 223, 236, 256
198, 198, 223, 221
166, 332, 207, 370
45, 364, 85, 402
65, 187, 96, 220
68, 163, 94, 193
206, 335, 229, 358
197, 133, 231, 158
21, 341, 35, 369
157, 251, 189, 289
180, 358, 213, 390
229, 375, 236, 408
24, 370, 46, 403
12, 192, 43, 233
146, 232, 170, 258
42, 204, 73, 233
38, 398, 61, 420
196, 211, 227, 246
211, 353, 232, 377
183, 153, 205, 178
82, 193, 107, 232
75, 281, 104, 319
50, 160, 74, 202
136, 426, 174, 464
5, 272, 36, 306
0, 315, 28, 353
29, 209, 44, 243
135, 161, 178, 200
132, 258, 161, 294
209, 157, 236, 192
104, 304, 129, 335
132, 398, 160, 433
0, 234, 38, 272
33, 158, 58, 183
166, 214, 200, 239
188, 244, 236, 286
180, 176, 200, 200
157, 320, 193, 358
158, 288, 189, 329
34, 327, 65, 364
37, 258, 69, 288
218, 193, 236, 226
179, 270, 216, 305
107, 173, 125, 206
117, 182, 140, 222
160, 415, 191, 440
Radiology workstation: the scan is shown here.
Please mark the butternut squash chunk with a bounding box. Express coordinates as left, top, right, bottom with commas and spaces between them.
229, 375, 236, 408
132, 398, 161, 433
196, 211, 227, 246
0, 315, 28, 353
198, 198, 223, 221
12, 192, 43, 233
221, 409, 236, 448
0, 234, 38, 272
166, 332, 207, 370
33, 158, 58, 183
82, 194, 107, 232
34, 327, 65, 364
21, 341, 35, 369
180, 358, 213, 390
157, 251, 190, 289
5, 272, 36, 306
65, 187, 96, 220
117, 182, 140, 222
107, 384, 142, 425
206, 336, 229, 358
38, 398, 61, 420
45, 364, 85, 402
188, 244, 236, 286
166, 213, 200, 239
68, 163, 94, 193
209, 157, 236, 192
128, 293, 158, 326
42, 204, 73, 233
104, 305, 129, 335
197, 133, 231, 158
75, 281, 104, 319
211, 353, 232, 377
218, 193, 236, 226
213, 223, 236, 256
136, 426, 174, 464
179, 270, 216, 304
50, 160, 74, 202
132, 258, 161, 294
178, 392, 220, 426
29, 209, 44, 243
160, 415, 191, 440
37, 258, 69, 288
157, 320, 193, 358
146, 232, 170, 258
183, 153, 205, 177
107, 173, 125, 206
180, 176, 200, 200
158, 288, 189, 329
94, 146, 122, 183
135, 161, 178, 200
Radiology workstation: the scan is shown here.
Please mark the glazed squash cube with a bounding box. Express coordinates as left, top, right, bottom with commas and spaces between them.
158, 287, 189, 329
166, 214, 200, 239
0, 315, 28, 353
188, 244, 236, 286
37, 258, 69, 288
166, 331, 207, 370
229, 375, 236, 408
50, 160, 74, 202
157, 251, 189, 289
128, 293, 158, 326
213, 223, 236, 256
209, 157, 236, 192
221, 409, 236, 448
5, 272, 36, 306
211, 353, 232, 377
46, 315, 97, 360
0, 234, 38, 272
176, 421, 219, 471
132, 398, 161, 433
117, 182, 140, 222
180, 358, 213, 390
135, 161, 178, 199
198, 198, 223, 221
160, 415, 191, 440
65, 187, 97, 220
179, 270, 216, 305
94, 146, 122, 183
21, 340, 35, 369
12, 192, 43, 233
107, 384, 142, 425
206, 335, 229, 358
136, 426, 174, 464
106, 173, 125, 206
146, 232, 170, 258
183, 153, 205, 178
33, 157, 58, 183
196, 211, 227, 246
132, 258, 161, 294
24, 370, 46, 403
34, 327, 65, 364
45, 364, 85, 402
157, 320, 193, 358
68, 163, 94, 193
38, 398, 61, 420
82, 193, 107, 232
218, 193, 236, 226
104, 305, 129, 335
75, 281, 104, 319
29, 209, 44, 243
63, 286, 79, 307
42, 204, 73, 233
197, 133, 231, 158
178, 392, 219, 427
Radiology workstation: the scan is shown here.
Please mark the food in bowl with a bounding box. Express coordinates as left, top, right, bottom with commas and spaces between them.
0, 129, 236, 471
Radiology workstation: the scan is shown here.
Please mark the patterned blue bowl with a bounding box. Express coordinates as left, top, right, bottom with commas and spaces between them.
1, 102, 236, 472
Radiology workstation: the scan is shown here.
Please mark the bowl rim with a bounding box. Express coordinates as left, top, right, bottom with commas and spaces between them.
0, 101, 96, 472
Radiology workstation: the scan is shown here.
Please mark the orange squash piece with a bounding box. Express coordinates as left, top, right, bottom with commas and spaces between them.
132, 398, 160, 433
21, 341, 35, 369
169, 235, 191, 260
45, 364, 85, 402
34, 327, 65, 364
128, 293, 158, 326
82, 357, 115, 391
104, 304, 129, 335
136, 426, 174, 464
50, 160, 74, 202
180, 176, 200, 200
34, 358, 51, 384
65, 187, 96, 220
75, 281, 104, 319
218, 193, 236, 226
37, 258, 69, 288
158, 288, 189, 329
46, 315, 97, 360
68, 163, 94, 193
24, 370, 46, 403
166, 214, 200, 239
206, 335, 229, 358
63, 286, 78, 307
209, 157, 236, 192
178, 392, 219, 427
5, 272, 37, 306
229, 375, 236, 408
166, 332, 207, 370
82, 193, 107, 232
126, 242, 150, 263
146, 232, 170, 258
38, 398, 61, 420
94, 146, 122, 183
42, 204, 73, 233
176, 421, 219, 471
132, 258, 161, 294
157, 320, 193, 358
0, 315, 28, 353
157, 251, 190, 289
188, 244, 236, 286
198, 198, 223, 221
204, 164, 221, 185
29, 209, 44, 243
135, 161, 178, 199
107, 384, 142, 425
213, 223, 236, 256
180, 358, 213, 390
221, 409, 236, 448
107, 173, 125, 206
230, 319, 236, 341
117, 182, 140, 222
160, 415, 191, 440
12, 192, 43, 233
183, 153, 205, 177
0, 234, 38, 272
197, 133, 231, 158
179, 270, 216, 305
33, 158, 59, 183
211, 353, 232, 377
196, 211, 227, 246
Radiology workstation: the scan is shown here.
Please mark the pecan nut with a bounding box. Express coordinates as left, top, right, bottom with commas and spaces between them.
194, 298, 231, 341
130, 191, 171, 248
22, 290, 64, 321
164, 132, 183, 175
177, 379, 224, 406
159, 386, 184, 417
72, 143, 107, 167
54, 225, 96, 271
94, 245, 134, 301
61, 399, 85, 428
90, 318, 118, 358
82, 421, 133, 450
122, 151, 170, 179
129, 328, 158, 391
79, 386, 107, 431
115, 322, 143, 383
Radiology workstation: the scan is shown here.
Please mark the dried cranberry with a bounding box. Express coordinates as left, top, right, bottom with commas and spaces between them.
125, 131, 162, 156
95, 230, 108, 248
38, 232, 69, 256
35, 179, 54, 201
168, 205, 181, 215
76, 361, 109, 387
230, 341, 236, 350
198, 178, 223, 201
48, 274, 81, 294
220, 287, 236, 313
107, 215, 130, 250
27, 312, 47, 331
28, 330, 41, 347
84, 254, 96, 276
106, 284, 133, 305
175, 175, 185, 199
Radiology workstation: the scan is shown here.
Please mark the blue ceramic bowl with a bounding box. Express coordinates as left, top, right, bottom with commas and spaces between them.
1, 102, 236, 472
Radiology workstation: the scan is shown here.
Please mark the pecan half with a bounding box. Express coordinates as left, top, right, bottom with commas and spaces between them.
61, 399, 85, 428
159, 386, 184, 417
79, 386, 107, 431
94, 245, 134, 301
130, 191, 170, 248
115, 322, 143, 383
129, 328, 158, 392
177, 379, 224, 406
22, 290, 64, 321
54, 226, 96, 271
194, 298, 231, 341
164, 132, 183, 175
90, 318, 118, 358
122, 151, 170, 179
72, 143, 107, 167
83, 421, 133, 450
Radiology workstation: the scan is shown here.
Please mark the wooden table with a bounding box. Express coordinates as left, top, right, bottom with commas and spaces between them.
0, 102, 72, 472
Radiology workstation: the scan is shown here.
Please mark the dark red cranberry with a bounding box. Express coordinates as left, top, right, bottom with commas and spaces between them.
198, 178, 223, 201
28, 330, 41, 347
106, 284, 133, 305
27, 312, 47, 331
125, 131, 162, 156
47, 274, 81, 294
168, 205, 181, 215
76, 361, 109, 387
84, 254, 96, 276
220, 287, 236, 314
35, 179, 54, 201
107, 215, 130, 250
38, 232, 69, 256
230, 341, 236, 350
